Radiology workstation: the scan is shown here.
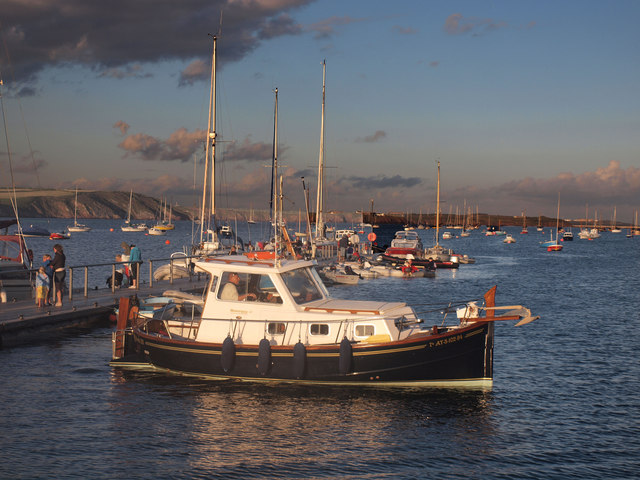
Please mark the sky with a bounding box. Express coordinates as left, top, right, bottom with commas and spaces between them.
0, 0, 639, 222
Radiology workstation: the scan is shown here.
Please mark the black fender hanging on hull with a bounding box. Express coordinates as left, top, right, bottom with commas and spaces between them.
221, 336, 235, 373
257, 338, 271, 376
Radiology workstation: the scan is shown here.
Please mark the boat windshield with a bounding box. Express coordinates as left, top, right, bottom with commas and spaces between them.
281, 267, 325, 304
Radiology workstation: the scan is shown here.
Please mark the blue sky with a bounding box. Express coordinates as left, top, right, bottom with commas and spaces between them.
1, 0, 639, 221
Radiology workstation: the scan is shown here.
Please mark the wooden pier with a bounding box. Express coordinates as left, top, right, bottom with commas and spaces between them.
0, 276, 207, 348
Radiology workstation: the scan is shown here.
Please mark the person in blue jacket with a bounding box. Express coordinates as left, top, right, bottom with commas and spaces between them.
128, 244, 142, 289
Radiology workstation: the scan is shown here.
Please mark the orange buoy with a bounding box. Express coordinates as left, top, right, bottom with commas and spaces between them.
110, 228, 114, 232
165, 239, 170, 245
367, 232, 376, 242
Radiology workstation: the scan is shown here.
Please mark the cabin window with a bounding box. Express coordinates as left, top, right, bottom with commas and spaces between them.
281, 268, 324, 304
310, 324, 329, 335
355, 324, 375, 337
217, 272, 283, 304
209, 276, 219, 293
268, 322, 286, 335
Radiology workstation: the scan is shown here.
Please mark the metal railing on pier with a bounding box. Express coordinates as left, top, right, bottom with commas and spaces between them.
4, 254, 207, 303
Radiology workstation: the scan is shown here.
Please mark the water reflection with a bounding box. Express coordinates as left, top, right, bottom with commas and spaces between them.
108, 370, 496, 478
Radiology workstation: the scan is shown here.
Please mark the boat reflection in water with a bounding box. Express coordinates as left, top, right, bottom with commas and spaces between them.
109, 369, 496, 477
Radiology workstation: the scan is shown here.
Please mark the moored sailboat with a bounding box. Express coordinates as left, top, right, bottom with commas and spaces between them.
542, 193, 563, 251
121, 190, 148, 232
67, 188, 91, 232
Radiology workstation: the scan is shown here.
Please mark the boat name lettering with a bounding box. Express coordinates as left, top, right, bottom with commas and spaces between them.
428, 334, 463, 348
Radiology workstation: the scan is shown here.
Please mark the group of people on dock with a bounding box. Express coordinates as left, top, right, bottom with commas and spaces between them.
111, 242, 142, 289
35, 243, 65, 307
33, 241, 143, 307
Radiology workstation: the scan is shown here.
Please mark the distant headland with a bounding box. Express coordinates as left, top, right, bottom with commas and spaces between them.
0, 188, 585, 228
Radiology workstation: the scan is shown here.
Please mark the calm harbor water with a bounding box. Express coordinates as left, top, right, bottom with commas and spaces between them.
1, 219, 639, 479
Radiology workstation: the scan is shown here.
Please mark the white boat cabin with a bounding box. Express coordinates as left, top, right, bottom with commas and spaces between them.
162, 257, 420, 347
390, 230, 423, 249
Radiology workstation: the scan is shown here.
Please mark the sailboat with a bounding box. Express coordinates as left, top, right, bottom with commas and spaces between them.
537, 214, 543, 232
0, 79, 33, 301
152, 198, 175, 231
628, 210, 639, 238
611, 206, 621, 233
247, 205, 256, 225
190, 36, 242, 255
424, 161, 456, 267
121, 190, 147, 232
542, 194, 562, 251
460, 203, 471, 237
67, 188, 91, 232
520, 210, 528, 234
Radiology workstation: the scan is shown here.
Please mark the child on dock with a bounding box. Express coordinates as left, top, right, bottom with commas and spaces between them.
42, 254, 53, 305
35, 266, 50, 308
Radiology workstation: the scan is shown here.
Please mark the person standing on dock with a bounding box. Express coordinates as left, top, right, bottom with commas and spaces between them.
50, 244, 66, 307
121, 242, 131, 285
129, 244, 141, 289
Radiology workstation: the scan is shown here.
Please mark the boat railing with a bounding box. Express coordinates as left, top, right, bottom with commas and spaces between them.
21, 254, 207, 302
142, 312, 424, 345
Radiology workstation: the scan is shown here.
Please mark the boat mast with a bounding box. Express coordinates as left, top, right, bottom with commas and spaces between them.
271, 88, 279, 244
435, 160, 440, 247
555, 193, 561, 245
127, 190, 132, 224
74, 187, 79, 226
315, 60, 326, 240
200, 35, 217, 244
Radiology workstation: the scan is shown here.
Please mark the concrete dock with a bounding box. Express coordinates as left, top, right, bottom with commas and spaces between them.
0, 276, 207, 348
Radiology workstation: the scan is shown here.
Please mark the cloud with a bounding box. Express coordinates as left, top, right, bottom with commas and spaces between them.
449, 160, 640, 219
98, 63, 151, 79
258, 13, 303, 39
392, 25, 417, 35
444, 13, 508, 36
0, 0, 314, 85
223, 136, 286, 162
64, 174, 194, 196
308, 16, 367, 39
179, 59, 209, 86
113, 121, 130, 135
356, 130, 387, 143
11, 156, 48, 174
342, 175, 422, 190
118, 127, 206, 162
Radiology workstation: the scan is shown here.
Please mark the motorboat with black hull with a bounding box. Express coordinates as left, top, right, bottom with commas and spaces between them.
111, 256, 537, 387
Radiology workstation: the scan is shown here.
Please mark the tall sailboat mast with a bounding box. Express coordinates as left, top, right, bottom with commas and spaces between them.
315, 60, 326, 240
435, 160, 440, 247
271, 88, 279, 239
200, 35, 217, 244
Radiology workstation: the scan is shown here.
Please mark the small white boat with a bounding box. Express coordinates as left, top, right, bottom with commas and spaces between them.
147, 227, 167, 236
320, 266, 360, 285
384, 230, 424, 258
503, 234, 516, 244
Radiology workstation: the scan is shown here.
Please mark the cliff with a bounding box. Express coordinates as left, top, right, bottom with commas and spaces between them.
0, 189, 192, 220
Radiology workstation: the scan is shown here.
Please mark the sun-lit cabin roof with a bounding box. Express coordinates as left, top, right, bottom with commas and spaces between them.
194, 257, 315, 275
